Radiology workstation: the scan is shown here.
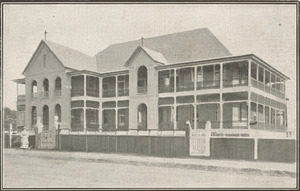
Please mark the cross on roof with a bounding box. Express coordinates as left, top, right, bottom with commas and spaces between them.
141, 36, 144, 47
44, 30, 48, 40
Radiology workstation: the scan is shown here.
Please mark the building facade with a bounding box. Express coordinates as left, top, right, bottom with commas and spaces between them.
14, 28, 290, 141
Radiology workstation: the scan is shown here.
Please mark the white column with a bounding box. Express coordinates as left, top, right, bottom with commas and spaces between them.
115, 108, 118, 130
220, 63, 223, 129
194, 67, 197, 91
174, 69, 177, 92
174, 101, 177, 130
220, 63, 223, 89
84, 75, 87, 96
248, 60, 251, 86
99, 77, 102, 131
194, 99, 197, 129
248, 60, 251, 130
115, 76, 118, 97
84, 75, 87, 132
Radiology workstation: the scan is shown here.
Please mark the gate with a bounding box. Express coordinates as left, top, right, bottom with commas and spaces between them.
40, 131, 56, 149
189, 122, 211, 156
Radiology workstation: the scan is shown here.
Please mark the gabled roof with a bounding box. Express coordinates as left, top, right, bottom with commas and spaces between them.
95, 28, 231, 73
44, 40, 97, 71
124, 46, 168, 67
22, 40, 97, 74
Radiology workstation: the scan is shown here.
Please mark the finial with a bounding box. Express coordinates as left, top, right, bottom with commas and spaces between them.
44, 30, 48, 40
141, 36, 144, 47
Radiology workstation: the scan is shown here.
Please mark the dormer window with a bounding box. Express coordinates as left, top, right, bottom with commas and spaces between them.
43, 54, 47, 68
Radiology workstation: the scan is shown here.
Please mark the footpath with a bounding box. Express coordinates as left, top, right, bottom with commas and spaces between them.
4, 148, 296, 178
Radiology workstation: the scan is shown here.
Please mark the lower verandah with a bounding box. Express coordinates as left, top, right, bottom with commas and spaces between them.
70, 91, 287, 132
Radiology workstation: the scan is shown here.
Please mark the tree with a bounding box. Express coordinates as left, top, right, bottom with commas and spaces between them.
4, 107, 17, 131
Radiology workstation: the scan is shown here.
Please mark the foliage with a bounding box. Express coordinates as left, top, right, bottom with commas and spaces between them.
4, 107, 17, 131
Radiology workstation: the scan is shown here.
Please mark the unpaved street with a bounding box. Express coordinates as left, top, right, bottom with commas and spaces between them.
3, 149, 296, 189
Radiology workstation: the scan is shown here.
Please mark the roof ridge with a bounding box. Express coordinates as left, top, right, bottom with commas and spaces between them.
95, 27, 209, 55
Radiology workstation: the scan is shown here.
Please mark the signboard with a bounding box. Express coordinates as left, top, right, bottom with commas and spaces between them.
189, 129, 210, 156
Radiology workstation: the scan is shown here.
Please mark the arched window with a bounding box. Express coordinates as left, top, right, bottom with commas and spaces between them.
55, 77, 62, 96
31, 80, 37, 98
43, 54, 47, 68
43, 79, 49, 97
43, 105, 49, 130
137, 66, 148, 93
137, 103, 147, 130
31, 106, 37, 126
55, 104, 62, 122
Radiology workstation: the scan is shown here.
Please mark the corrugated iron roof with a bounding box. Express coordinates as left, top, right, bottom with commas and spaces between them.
95, 28, 231, 73
44, 40, 97, 72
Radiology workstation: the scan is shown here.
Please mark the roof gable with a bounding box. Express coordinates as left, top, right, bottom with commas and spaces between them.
124, 46, 167, 67
95, 28, 232, 73
22, 40, 65, 75
22, 40, 97, 75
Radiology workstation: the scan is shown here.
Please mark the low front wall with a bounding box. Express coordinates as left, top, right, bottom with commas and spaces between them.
257, 139, 295, 163
60, 135, 188, 157
210, 138, 255, 160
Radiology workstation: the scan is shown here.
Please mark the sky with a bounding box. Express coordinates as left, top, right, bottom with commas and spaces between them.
3, 4, 297, 129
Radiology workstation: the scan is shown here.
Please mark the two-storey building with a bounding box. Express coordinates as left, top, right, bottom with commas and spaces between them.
14, 28, 289, 145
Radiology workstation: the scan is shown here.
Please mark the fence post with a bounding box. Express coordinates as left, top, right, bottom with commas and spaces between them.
9, 124, 12, 148
85, 130, 88, 152
148, 130, 151, 155
254, 138, 258, 160
115, 131, 118, 153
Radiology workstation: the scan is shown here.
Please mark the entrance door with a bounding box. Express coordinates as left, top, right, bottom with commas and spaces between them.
137, 104, 147, 130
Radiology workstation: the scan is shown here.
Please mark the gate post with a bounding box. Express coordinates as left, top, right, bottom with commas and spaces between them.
254, 138, 258, 160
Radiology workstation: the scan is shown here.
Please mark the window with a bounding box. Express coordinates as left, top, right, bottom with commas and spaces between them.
102, 77, 116, 97
265, 106, 270, 124
43, 54, 46, 68
271, 74, 276, 89
103, 109, 116, 131
31, 80, 37, 97
258, 104, 264, 122
276, 110, 281, 125
279, 79, 285, 93
271, 108, 275, 125
258, 67, 264, 83
159, 106, 174, 130
118, 109, 128, 126
31, 106, 37, 125
197, 67, 203, 86
251, 102, 257, 121
265, 70, 270, 86
71, 75, 84, 97
251, 62, 257, 80
103, 83, 108, 91
176, 105, 194, 130
86, 109, 98, 124
17, 105, 25, 111
55, 104, 61, 122
137, 66, 148, 93
275, 77, 280, 90
71, 109, 84, 131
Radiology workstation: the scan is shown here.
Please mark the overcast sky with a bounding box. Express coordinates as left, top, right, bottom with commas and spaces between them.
3, 4, 297, 128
